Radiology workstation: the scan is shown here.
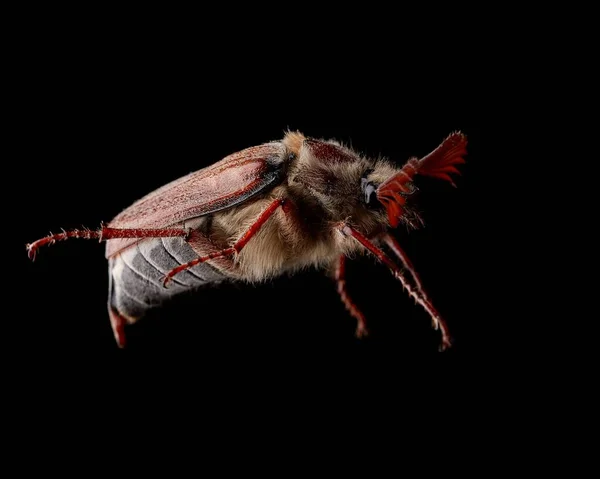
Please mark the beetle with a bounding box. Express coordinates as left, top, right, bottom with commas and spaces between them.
26, 130, 467, 351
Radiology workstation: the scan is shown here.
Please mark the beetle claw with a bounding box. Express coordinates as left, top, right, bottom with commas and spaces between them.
439, 335, 452, 352
355, 322, 369, 339
161, 274, 172, 288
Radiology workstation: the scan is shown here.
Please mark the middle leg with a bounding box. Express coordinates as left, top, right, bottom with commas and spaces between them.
162, 198, 285, 286
334, 255, 368, 338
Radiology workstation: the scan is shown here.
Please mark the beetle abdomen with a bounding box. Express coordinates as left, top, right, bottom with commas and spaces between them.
109, 237, 229, 323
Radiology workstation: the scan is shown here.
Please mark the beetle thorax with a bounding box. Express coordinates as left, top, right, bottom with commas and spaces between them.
283, 131, 395, 236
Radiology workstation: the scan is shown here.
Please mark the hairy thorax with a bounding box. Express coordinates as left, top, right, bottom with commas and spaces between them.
208, 186, 362, 282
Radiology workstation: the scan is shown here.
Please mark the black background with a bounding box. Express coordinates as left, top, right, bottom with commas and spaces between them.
10, 8, 588, 470
12, 13, 489, 378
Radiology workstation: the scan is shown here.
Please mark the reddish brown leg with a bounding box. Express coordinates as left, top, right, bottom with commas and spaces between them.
381, 233, 426, 299
108, 305, 128, 349
340, 225, 452, 351
335, 255, 368, 338
26, 226, 189, 260
162, 198, 285, 286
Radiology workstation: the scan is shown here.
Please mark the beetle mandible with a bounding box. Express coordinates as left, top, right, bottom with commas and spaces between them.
26, 131, 467, 350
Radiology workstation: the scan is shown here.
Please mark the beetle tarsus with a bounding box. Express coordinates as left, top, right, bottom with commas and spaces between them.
26, 244, 36, 261
439, 333, 452, 352
355, 322, 369, 338
26, 227, 102, 260
382, 233, 428, 300
26, 226, 193, 261
334, 255, 369, 338
162, 253, 224, 287
161, 265, 192, 288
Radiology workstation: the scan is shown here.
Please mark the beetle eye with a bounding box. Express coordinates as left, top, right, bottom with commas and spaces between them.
361, 177, 379, 208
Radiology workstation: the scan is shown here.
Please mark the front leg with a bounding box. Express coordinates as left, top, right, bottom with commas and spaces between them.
334, 255, 368, 338
338, 224, 452, 351
381, 233, 427, 298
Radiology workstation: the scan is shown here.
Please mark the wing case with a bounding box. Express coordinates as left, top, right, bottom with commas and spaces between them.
106, 141, 287, 257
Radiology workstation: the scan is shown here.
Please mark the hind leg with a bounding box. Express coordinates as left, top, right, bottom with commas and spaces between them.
107, 258, 141, 348
108, 304, 128, 348
107, 261, 127, 348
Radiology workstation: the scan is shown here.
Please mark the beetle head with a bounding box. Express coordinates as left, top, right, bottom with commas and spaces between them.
283, 130, 467, 231
283, 132, 403, 231
376, 132, 467, 227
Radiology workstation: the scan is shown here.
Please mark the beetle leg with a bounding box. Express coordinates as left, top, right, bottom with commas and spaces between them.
107, 305, 128, 349
334, 255, 368, 338
26, 225, 189, 260
162, 198, 285, 286
381, 233, 428, 300
339, 225, 451, 351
